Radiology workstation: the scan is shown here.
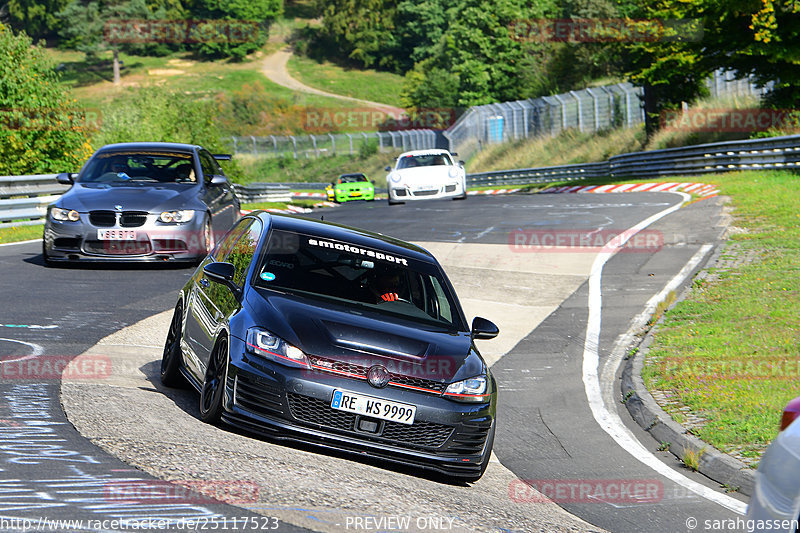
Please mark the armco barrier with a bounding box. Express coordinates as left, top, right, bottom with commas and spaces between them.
3, 133, 799, 227
0, 174, 69, 228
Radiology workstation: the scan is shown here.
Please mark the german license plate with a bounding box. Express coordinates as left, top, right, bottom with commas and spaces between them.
349, 191, 362, 197
98, 229, 136, 240
331, 390, 416, 425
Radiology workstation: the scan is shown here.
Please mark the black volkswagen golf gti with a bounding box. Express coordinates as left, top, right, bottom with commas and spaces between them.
161, 212, 499, 481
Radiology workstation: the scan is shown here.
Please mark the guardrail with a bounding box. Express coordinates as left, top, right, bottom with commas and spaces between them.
3, 134, 799, 227
0, 174, 69, 228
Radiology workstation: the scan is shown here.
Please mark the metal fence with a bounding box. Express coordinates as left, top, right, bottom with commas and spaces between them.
445, 82, 645, 162
229, 130, 441, 159
0, 174, 68, 228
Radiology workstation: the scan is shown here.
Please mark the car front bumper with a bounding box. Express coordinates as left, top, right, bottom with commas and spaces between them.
388, 181, 464, 202
44, 214, 208, 262
220, 338, 495, 478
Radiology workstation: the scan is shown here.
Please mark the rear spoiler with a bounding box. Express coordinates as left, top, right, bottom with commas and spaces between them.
213, 154, 232, 161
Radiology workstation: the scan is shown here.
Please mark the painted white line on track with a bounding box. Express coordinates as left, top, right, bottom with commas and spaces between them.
0, 337, 45, 359
581, 192, 748, 515
0, 239, 40, 247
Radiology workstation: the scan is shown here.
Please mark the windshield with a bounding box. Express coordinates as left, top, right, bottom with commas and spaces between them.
339, 174, 368, 183
79, 151, 196, 184
254, 230, 465, 330
396, 153, 452, 169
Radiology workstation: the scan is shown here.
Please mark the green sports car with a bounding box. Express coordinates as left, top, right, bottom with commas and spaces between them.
326, 173, 375, 203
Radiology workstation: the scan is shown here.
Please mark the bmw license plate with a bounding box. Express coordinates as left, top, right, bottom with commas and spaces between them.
98, 229, 136, 240
331, 390, 416, 425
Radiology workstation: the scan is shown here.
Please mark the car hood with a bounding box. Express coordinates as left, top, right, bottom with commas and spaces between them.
247, 289, 485, 383
58, 182, 198, 212
391, 166, 460, 182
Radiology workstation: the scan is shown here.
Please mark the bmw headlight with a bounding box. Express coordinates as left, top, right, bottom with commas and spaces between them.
246, 328, 309, 369
444, 376, 490, 402
159, 210, 195, 223
50, 207, 80, 222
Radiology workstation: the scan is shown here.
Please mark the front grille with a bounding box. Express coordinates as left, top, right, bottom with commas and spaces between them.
287, 393, 454, 449
412, 189, 439, 197
83, 240, 151, 255
393, 189, 407, 197
234, 373, 283, 417
153, 239, 188, 252
53, 237, 81, 249
120, 212, 148, 227
89, 211, 116, 227
307, 356, 447, 393
444, 184, 456, 193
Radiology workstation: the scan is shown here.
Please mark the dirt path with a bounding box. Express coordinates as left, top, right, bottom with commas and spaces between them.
261, 48, 405, 115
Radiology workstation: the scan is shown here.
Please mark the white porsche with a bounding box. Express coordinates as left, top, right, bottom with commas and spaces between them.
385, 149, 467, 205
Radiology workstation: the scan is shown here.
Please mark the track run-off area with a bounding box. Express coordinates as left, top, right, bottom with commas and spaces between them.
0, 189, 747, 533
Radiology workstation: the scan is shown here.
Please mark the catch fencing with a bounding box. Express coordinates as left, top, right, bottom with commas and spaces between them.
228, 130, 442, 159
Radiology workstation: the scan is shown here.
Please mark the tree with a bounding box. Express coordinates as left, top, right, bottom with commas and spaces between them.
0, 24, 93, 174
401, 0, 556, 108
5, 0, 71, 40
316, 0, 398, 69
188, 0, 282, 60
58, 0, 157, 83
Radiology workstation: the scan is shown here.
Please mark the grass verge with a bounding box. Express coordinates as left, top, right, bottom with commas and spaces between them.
641, 170, 800, 465
287, 54, 405, 108
0, 224, 43, 244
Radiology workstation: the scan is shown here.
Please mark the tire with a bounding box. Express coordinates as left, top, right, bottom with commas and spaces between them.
453, 178, 468, 200
42, 241, 53, 267
160, 302, 185, 387
199, 335, 228, 424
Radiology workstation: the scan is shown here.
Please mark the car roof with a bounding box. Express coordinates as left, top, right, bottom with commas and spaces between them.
96, 142, 200, 154
339, 173, 366, 178
396, 149, 452, 158
253, 213, 436, 264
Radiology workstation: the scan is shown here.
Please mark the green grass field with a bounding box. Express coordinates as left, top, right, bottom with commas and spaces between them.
0, 224, 43, 244
641, 170, 800, 465
287, 54, 405, 108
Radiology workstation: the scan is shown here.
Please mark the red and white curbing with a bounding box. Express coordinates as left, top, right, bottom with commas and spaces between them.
540, 182, 719, 197
291, 192, 327, 199
467, 188, 522, 196
240, 201, 337, 217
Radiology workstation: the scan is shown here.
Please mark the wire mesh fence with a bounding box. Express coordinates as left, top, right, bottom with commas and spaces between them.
228, 130, 441, 159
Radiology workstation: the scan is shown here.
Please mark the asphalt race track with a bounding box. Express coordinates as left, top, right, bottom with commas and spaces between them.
0, 191, 748, 533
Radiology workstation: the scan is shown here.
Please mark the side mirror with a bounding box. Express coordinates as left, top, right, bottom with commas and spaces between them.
57, 173, 75, 185
371, 180, 376, 185
458, 160, 465, 167
203, 261, 240, 298
451, 152, 459, 156
385, 166, 391, 172
471, 317, 499, 340
209, 174, 228, 185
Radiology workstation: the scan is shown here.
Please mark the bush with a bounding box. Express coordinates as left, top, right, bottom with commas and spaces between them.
0, 24, 93, 175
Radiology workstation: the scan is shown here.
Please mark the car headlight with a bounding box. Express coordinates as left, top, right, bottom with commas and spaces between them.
159, 210, 195, 223
246, 328, 309, 369
389, 172, 402, 183
50, 207, 80, 222
444, 376, 490, 402
448, 167, 459, 178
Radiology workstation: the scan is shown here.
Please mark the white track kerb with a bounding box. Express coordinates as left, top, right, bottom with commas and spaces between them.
581, 191, 748, 515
